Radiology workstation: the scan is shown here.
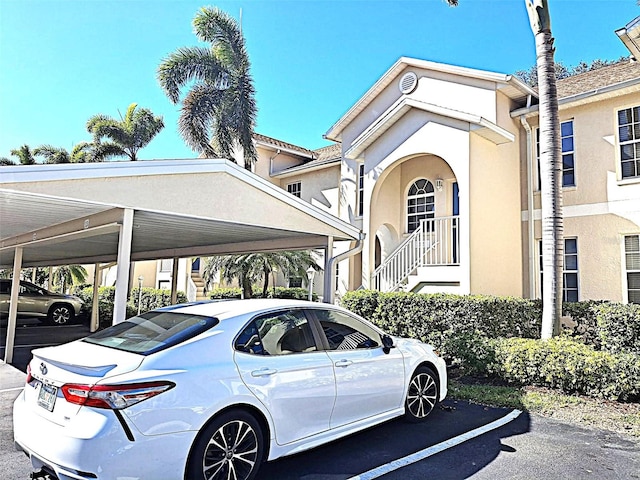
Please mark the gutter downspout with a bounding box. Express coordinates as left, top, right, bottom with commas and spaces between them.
269, 149, 281, 176
520, 113, 536, 299
324, 233, 365, 304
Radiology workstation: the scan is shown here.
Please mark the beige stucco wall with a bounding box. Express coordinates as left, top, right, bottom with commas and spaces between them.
519, 90, 640, 302
469, 130, 523, 297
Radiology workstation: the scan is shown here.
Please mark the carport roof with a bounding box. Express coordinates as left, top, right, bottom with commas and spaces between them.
0, 159, 361, 269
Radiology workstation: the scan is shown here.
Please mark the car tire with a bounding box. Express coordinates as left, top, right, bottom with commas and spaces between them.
186, 410, 265, 480
404, 366, 439, 423
47, 304, 74, 325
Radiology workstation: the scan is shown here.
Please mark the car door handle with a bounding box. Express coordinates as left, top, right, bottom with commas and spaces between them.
334, 359, 353, 368
251, 368, 278, 377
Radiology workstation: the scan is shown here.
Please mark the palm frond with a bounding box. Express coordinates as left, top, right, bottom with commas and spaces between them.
157, 46, 225, 104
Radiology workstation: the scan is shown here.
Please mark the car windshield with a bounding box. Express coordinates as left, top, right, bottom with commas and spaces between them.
83, 311, 218, 355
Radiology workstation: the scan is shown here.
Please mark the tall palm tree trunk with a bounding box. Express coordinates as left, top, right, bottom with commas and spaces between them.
527, 0, 563, 338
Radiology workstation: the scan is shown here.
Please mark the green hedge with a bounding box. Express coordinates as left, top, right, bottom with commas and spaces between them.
490, 337, 640, 401
594, 303, 640, 355
209, 287, 316, 301
341, 291, 541, 368
77, 286, 187, 328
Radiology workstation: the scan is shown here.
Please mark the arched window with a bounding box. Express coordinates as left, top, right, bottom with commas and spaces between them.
407, 179, 435, 232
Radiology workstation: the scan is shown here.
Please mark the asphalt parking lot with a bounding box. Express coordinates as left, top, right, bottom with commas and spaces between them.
1, 323, 638, 479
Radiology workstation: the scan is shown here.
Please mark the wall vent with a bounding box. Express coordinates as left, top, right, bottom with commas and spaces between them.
399, 72, 418, 94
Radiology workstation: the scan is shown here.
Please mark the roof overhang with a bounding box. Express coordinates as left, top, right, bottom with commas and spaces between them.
344, 97, 515, 160
325, 56, 537, 142
616, 16, 640, 60
0, 160, 360, 269
511, 76, 640, 119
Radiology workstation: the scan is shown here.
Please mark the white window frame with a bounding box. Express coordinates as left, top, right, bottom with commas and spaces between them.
406, 178, 435, 234
287, 181, 301, 198
535, 119, 575, 190
623, 234, 640, 304
357, 163, 365, 218
617, 105, 640, 180
538, 237, 579, 302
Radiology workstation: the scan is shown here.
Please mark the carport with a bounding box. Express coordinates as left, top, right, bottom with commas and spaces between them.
0, 159, 361, 363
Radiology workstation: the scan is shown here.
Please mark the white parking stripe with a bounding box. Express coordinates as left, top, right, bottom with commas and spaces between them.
348, 409, 522, 480
0, 387, 24, 393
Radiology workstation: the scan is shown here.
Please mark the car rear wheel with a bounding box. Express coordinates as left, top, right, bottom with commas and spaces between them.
404, 366, 439, 422
187, 410, 265, 480
48, 304, 74, 325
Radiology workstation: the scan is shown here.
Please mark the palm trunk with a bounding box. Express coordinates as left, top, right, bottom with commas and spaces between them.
527, 0, 563, 339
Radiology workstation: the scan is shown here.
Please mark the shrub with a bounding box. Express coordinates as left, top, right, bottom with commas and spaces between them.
490, 337, 640, 401
562, 300, 607, 349
209, 287, 316, 300
341, 291, 541, 368
77, 286, 187, 329
594, 303, 640, 355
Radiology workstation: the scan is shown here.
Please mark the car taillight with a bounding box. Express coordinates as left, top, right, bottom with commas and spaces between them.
61, 381, 175, 410
26, 364, 33, 384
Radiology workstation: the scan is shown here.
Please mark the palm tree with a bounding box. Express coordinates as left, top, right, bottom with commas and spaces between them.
446, 0, 562, 338
52, 265, 87, 294
10, 145, 38, 165
202, 251, 321, 299
157, 7, 257, 169
86, 103, 165, 161
34, 145, 73, 164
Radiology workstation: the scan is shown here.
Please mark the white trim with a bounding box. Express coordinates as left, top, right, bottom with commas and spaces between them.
520, 198, 640, 221
344, 97, 514, 160
326, 56, 536, 141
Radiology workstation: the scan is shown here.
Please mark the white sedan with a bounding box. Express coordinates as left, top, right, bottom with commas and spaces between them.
13, 299, 447, 480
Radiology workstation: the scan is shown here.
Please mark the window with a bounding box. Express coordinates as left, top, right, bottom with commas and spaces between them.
407, 179, 435, 233
235, 310, 317, 355
536, 120, 575, 188
538, 238, 579, 302
287, 182, 301, 198
160, 259, 173, 272
83, 312, 218, 355
310, 309, 381, 350
357, 163, 365, 217
625, 235, 640, 304
618, 107, 640, 179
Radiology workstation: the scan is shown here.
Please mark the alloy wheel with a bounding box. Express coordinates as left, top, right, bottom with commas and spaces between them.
202, 419, 259, 480
406, 370, 438, 419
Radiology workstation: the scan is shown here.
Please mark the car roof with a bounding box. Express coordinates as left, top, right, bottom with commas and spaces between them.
158, 298, 338, 321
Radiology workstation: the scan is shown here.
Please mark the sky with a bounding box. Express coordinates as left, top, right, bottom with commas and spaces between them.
1, 0, 638, 161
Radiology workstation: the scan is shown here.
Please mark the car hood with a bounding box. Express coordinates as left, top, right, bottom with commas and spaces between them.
30, 340, 144, 384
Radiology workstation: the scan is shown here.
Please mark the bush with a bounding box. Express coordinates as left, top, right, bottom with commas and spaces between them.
341, 291, 541, 368
77, 286, 187, 329
594, 303, 640, 355
562, 300, 607, 349
490, 337, 640, 401
209, 287, 316, 301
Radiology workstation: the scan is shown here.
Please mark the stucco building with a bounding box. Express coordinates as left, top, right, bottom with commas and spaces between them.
249, 45, 640, 304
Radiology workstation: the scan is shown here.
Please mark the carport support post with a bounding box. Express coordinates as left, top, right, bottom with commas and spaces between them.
113, 209, 134, 324
170, 257, 179, 304
322, 236, 334, 304
90, 263, 100, 332
4, 246, 23, 364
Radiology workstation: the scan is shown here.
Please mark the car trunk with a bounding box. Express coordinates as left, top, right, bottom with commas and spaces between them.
26, 340, 144, 425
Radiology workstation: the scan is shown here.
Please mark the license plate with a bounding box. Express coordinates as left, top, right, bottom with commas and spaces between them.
37, 383, 58, 412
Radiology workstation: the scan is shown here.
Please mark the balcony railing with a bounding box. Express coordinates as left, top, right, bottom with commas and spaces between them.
372, 216, 460, 292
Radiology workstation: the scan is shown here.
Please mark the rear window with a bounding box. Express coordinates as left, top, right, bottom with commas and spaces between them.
83, 311, 218, 355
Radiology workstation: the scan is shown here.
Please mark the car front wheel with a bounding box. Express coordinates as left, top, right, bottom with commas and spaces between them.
48, 304, 74, 325
187, 410, 265, 480
404, 366, 439, 422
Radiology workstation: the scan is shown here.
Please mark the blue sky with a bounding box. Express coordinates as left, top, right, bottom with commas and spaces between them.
1, 0, 638, 161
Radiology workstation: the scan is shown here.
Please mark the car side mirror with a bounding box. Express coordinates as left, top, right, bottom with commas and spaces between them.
382, 334, 394, 354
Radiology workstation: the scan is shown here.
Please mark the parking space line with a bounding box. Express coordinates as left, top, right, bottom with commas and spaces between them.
348, 409, 522, 480
0, 387, 24, 393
